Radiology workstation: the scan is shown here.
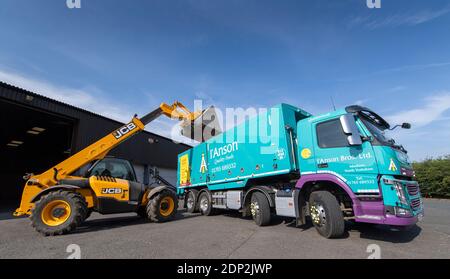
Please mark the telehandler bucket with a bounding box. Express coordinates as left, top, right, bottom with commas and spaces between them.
180, 106, 222, 142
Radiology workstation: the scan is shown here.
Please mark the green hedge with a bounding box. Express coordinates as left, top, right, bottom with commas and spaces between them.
413, 155, 450, 198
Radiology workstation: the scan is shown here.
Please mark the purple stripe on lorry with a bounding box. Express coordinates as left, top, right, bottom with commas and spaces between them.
295, 173, 419, 227
295, 173, 360, 204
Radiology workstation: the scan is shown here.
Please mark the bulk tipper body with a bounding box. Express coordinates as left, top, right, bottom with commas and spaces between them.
177, 103, 424, 238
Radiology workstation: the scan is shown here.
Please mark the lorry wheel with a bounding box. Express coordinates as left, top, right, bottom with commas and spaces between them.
185, 189, 199, 213
30, 190, 87, 236
250, 192, 271, 226
147, 190, 178, 222
309, 191, 345, 238
198, 191, 216, 216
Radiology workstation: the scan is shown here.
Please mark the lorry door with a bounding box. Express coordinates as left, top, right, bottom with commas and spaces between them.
311, 117, 380, 195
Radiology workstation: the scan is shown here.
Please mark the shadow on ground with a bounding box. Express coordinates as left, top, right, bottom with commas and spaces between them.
0, 207, 22, 221
350, 222, 422, 243
215, 211, 421, 242
72, 209, 200, 235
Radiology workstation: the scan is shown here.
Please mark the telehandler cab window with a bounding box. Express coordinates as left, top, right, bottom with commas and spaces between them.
87, 159, 136, 181
316, 119, 349, 148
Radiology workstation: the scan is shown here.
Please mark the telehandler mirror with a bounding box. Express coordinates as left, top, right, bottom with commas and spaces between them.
340, 114, 363, 146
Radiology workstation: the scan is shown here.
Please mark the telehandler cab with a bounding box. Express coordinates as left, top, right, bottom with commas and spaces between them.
13, 101, 206, 236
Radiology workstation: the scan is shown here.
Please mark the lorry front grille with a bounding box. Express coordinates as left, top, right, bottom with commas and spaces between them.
410, 198, 421, 210
407, 184, 420, 196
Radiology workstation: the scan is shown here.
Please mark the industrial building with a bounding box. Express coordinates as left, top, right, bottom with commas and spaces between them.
0, 81, 190, 212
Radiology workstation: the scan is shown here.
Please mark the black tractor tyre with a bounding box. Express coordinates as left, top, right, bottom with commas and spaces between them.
30, 190, 87, 236
146, 190, 178, 222
250, 192, 271, 226
185, 189, 199, 213
198, 191, 216, 216
83, 208, 93, 221
309, 191, 345, 239
136, 206, 147, 218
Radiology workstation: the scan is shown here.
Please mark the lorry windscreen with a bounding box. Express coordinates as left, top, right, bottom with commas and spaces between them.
360, 117, 393, 146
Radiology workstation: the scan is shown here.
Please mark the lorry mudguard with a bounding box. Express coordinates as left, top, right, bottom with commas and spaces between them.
243, 186, 275, 208
295, 173, 361, 222
295, 173, 358, 201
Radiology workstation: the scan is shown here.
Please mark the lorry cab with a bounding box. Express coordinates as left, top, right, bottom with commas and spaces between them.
297, 105, 423, 227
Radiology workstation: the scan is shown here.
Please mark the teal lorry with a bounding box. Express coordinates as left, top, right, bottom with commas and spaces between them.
176, 104, 424, 238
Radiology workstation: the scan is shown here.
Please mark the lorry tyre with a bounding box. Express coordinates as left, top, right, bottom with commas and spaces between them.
147, 190, 178, 222
186, 189, 199, 213
250, 192, 271, 226
309, 191, 345, 238
198, 191, 216, 216
30, 190, 87, 236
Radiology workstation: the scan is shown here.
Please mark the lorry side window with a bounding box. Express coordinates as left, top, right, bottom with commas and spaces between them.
316, 119, 349, 148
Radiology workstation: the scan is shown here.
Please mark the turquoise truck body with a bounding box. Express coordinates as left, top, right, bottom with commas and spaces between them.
176, 103, 423, 237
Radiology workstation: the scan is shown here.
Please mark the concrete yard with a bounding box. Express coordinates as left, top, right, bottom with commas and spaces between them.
0, 198, 449, 259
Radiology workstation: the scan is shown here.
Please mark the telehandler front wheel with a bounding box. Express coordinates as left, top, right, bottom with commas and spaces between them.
83, 208, 93, 221
146, 190, 178, 222
30, 190, 87, 236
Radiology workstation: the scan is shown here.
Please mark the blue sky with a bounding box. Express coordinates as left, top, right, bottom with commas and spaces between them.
1, 0, 450, 161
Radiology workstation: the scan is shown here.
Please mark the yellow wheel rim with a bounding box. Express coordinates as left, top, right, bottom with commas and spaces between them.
159, 197, 175, 217
41, 200, 71, 227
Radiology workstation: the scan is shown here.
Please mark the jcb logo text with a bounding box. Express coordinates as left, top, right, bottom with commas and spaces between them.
101, 188, 123, 194
113, 122, 137, 139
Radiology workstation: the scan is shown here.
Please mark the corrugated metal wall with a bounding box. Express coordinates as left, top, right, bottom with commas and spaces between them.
0, 81, 190, 169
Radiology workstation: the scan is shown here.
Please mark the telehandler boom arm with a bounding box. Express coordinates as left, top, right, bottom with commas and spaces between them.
13, 101, 200, 216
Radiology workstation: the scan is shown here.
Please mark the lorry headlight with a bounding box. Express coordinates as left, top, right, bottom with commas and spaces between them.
393, 182, 408, 205
394, 207, 413, 218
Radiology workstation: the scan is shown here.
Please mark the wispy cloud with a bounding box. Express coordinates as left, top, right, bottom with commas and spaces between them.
350, 6, 450, 29
354, 99, 368, 106
375, 62, 450, 75
334, 62, 450, 83
386, 86, 406, 93
386, 92, 450, 127
0, 69, 194, 144
0, 69, 127, 121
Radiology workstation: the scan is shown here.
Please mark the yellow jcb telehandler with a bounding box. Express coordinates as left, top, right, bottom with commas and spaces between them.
13, 102, 204, 236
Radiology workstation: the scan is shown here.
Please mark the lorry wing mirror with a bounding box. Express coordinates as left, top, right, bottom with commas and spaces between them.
402, 123, 411, 129
340, 114, 362, 146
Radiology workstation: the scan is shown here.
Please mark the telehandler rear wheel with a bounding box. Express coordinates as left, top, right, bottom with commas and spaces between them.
136, 206, 147, 218
30, 190, 87, 236
146, 190, 178, 222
